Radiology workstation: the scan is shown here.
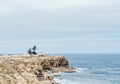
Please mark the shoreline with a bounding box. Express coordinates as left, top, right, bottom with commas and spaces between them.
0, 54, 75, 84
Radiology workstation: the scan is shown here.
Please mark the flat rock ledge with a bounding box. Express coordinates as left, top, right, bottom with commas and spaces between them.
0, 54, 75, 84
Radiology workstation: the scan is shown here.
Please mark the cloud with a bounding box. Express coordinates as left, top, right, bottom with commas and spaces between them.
0, 0, 120, 53
0, 0, 119, 17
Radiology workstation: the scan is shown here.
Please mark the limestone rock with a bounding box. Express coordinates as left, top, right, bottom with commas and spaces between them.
0, 55, 74, 84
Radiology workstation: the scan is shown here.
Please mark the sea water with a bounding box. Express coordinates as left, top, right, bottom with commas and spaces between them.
54, 54, 120, 84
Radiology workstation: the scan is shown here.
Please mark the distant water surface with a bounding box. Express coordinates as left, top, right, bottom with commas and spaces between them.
53, 54, 120, 84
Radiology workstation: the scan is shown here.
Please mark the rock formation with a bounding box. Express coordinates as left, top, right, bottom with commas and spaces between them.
0, 55, 75, 84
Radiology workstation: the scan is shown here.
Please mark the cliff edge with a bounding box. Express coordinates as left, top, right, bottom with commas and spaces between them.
0, 54, 75, 84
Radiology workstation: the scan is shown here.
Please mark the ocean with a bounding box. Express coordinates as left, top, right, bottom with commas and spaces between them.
53, 54, 120, 84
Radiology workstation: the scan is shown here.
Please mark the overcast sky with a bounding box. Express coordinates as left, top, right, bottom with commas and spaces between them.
0, 0, 120, 54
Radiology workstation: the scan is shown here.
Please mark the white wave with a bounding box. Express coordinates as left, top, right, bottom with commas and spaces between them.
54, 67, 120, 84
75, 67, 90, 72
54, 78, 111, 84
54, 78, 80, 84
48, 72, 63, 77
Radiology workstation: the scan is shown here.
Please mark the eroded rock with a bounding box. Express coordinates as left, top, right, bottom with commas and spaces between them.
0, 55, 74, 84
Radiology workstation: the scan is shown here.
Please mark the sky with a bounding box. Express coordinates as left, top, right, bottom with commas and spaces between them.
0, 0, 120, 54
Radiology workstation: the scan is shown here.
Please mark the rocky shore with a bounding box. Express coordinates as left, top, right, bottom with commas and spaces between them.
0, 54, 75, 84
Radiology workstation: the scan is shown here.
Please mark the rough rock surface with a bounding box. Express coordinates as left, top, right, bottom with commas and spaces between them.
0, 55, 75, 84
